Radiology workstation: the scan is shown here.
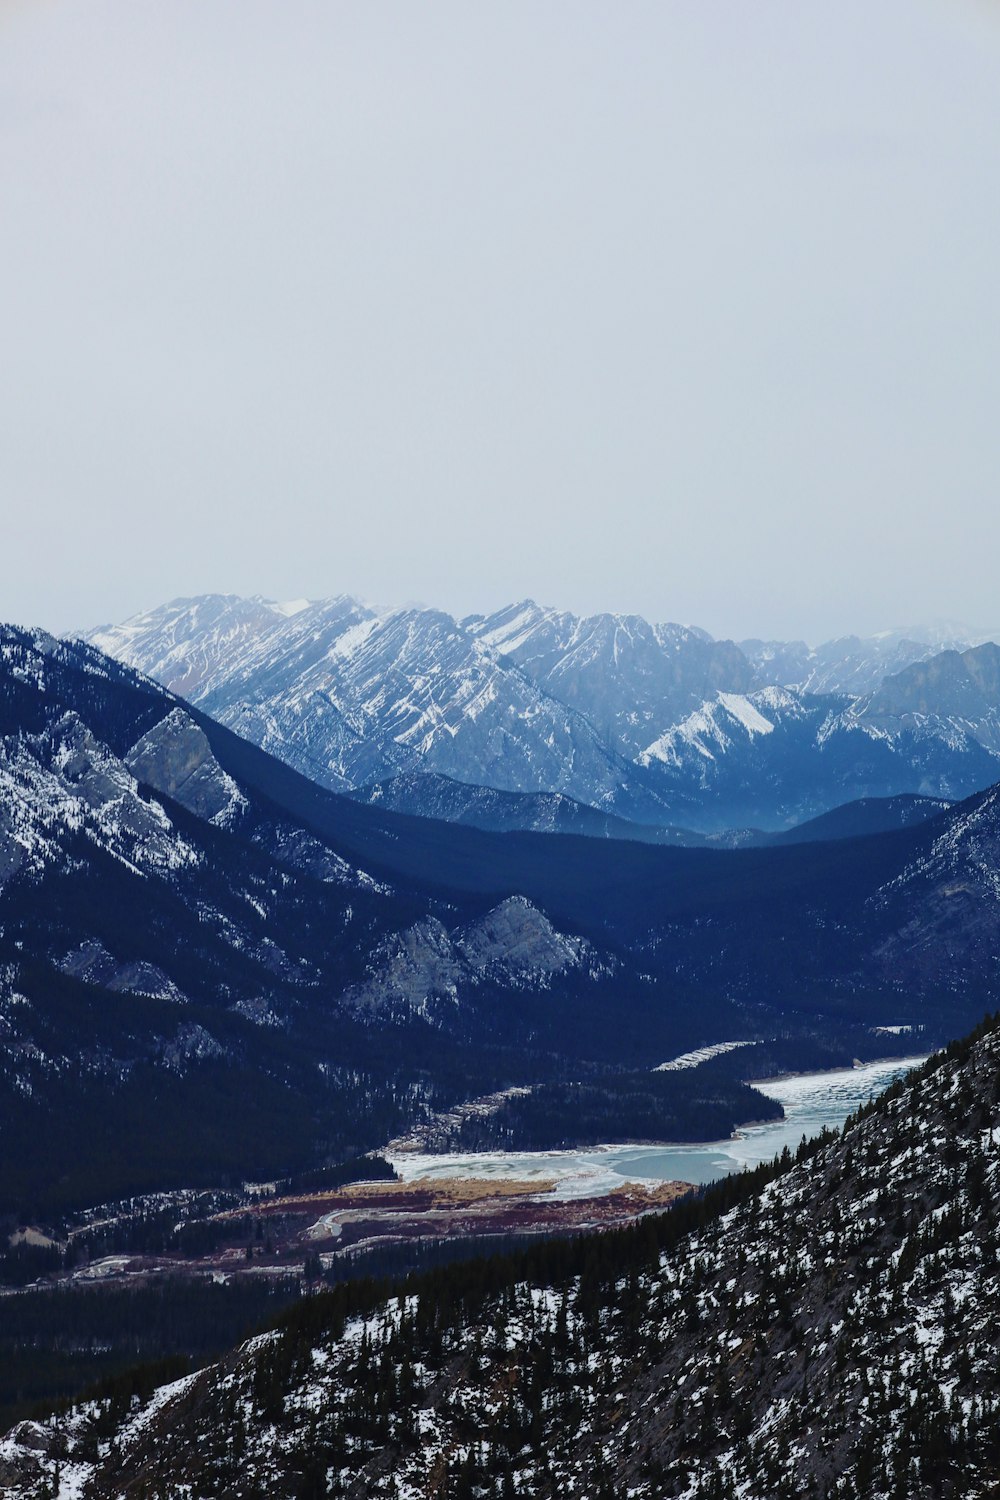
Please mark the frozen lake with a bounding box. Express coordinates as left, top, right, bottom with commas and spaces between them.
390, 1054, 928, 1200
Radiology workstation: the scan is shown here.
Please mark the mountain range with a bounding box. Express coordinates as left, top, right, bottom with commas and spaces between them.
6, 603, 1000, 1482
87, 595, 1000, 834
5, 622, 1000, 1220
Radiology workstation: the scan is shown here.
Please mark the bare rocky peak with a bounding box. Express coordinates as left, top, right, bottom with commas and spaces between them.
345, 898, 590, 1018
856, 643, 1000, 750
454, 894, 587, 974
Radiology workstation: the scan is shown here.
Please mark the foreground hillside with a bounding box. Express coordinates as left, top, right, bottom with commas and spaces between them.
4, 1018, 1000, 1497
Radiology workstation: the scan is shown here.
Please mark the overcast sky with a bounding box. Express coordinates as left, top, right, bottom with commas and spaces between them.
2, 1, 999, 644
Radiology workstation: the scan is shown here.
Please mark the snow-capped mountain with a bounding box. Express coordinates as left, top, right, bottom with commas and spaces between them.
90, 596, 673, 824
637, 683, 999, 832
85, 595, 1000, 834
464, 599, 753, 755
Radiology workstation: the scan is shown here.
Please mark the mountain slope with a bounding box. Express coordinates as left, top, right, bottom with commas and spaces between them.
849, 641, 1000, 754
90, 596, 674, 824
11, 623, 1000, 1216
769, 791, 951, 845
348, 770, 706, 843
0, 628, 648, 1213
10, 1017, 1000, 1498
639, 683, 999, 832
88, 595, 1000, 835
465, 599, 753, 755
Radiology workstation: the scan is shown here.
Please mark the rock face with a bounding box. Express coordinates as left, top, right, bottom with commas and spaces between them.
0, 704, 200, 890
454, 895, 587, 974
126, 707, 245, 824
345, 898, 591, 1018
853, 642, 1000, 754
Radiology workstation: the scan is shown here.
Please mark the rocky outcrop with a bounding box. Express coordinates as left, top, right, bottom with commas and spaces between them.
344, 898, 592, 1019
454, 895, 587, 974
126, 708, 246, 825
57, 940, 188, 1004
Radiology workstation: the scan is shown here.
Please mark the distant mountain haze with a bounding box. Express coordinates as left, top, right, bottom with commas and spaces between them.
86, 594, 1000, 834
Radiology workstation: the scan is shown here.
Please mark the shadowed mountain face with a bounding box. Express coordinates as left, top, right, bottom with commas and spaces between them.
856, 642, 1000, 752
87, 596, 1000, 834
10, 1017, 1000, 1499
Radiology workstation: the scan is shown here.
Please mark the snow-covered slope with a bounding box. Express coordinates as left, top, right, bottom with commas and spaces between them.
84, 596, 1000, 834
0, 633, 202, 886
15, 1019, 1000, 1498
86, 597, 674, 823
639, 683, 1000, 832
466, 599, 753, 755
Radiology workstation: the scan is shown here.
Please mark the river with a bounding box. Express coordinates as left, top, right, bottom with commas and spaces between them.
389, 1054, 928, 1200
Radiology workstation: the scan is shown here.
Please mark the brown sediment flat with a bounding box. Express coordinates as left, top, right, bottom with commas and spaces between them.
212, 1176, 559, 1226
312, 1179, 696, 1253
40, 1177, 695, 1296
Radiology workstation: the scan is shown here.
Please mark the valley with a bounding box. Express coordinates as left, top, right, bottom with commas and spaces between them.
4, 1021, 998, 1497
1, 609, 999, 1489
8, 1, 999, 1487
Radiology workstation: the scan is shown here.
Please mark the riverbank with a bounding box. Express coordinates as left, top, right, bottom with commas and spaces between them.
389, 1052, 930, 1196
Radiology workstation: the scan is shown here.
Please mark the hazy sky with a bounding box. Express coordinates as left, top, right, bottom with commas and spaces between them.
3, 1, 999, 644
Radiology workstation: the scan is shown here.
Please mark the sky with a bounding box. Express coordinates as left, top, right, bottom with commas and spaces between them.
2, 0, 999, 645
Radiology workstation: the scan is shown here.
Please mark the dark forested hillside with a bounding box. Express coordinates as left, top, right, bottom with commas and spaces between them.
7, 1018, 1000, 1497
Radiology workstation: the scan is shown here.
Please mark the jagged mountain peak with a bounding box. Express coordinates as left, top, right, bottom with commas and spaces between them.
86, 594, 671, 821
83, 595, 1000, 836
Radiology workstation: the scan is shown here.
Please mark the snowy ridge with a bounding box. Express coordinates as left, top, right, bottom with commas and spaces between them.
654, 1040, 756, 1072
85, 596, 1000, 835
639, 687, 804, 768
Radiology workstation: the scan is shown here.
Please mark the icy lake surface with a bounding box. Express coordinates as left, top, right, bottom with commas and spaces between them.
390, 1054, 928, 1200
